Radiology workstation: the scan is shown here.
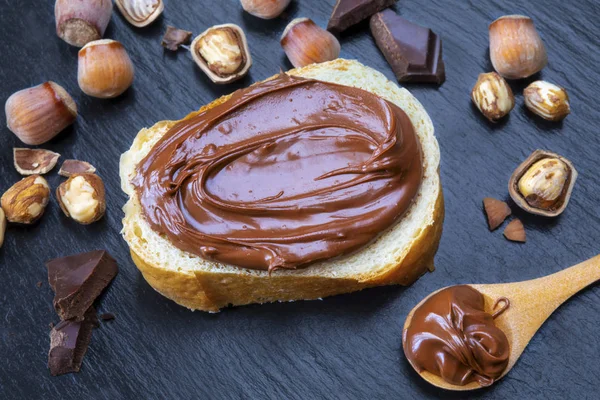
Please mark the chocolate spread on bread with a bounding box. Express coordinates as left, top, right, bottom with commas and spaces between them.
133, 74, 423, 271
403, 285, 510, 387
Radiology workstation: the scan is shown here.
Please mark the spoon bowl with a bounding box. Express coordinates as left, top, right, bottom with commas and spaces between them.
403, 254, 600, 391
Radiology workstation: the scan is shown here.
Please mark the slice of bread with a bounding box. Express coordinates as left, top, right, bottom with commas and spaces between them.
120, 59, 443, 312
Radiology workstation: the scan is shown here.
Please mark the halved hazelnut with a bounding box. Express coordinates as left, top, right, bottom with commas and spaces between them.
489, 15, 547, 79
281, 18, 341, 68
55, 0, 113, 47
56, 174, 106, 225
161, 26, 192, 51
58, 160, 97, 177
115, 0, 164, 28
1, 175, 51, 224
14, 148, 60, 175
78, 39, 135, 98
504, 219, 526, 242
5, 82, 77, 145
191, 24, 252, 84
509, 150, 577, 217
483, 197, 511, 231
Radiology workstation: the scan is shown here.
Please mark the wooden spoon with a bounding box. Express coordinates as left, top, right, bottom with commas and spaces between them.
403, 254, 600, 391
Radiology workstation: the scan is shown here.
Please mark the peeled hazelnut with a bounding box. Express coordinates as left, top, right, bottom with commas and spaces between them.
524, 81, 570, 121
0, 208, 6, 248
489, 15, 547, 79
509, 150, 577, 217
1, 175, 50, 224
58, 159, 96, 177
57, 174, 106, 225
55, 0, 113, 47
14, 148, 60, 175
115, 0, 164, 28
241, 0, 291, 19
78, 39, 135, 98
281, 18, 341, 68
504, 219, 526, 243
191, 24, 252, 84
5, 82, 77, 145
471, 72, 515, 122
483, 197, 511, 231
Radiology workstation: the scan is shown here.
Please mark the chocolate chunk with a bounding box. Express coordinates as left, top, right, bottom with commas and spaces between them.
328, 0, 397, 34
370, 10, 446, 84
161, 26, 193, 51
100, 313, 115, 321
46, 250, 118, 321
48, 307, 97, 376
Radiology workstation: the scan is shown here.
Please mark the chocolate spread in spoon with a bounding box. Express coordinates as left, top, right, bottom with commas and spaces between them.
134, 74, 423, 271
403, 285, 510, 386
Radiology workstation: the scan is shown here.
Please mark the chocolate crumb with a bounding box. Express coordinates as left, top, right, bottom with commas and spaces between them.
36, 281, 43, 288
100, 313, 115, 321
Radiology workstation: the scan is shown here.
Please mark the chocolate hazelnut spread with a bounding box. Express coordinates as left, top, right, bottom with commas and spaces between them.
403, 285, 510, 387
133, 74, 423, 271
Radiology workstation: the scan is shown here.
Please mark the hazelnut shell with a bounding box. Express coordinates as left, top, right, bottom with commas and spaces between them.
508, 150, 577, 217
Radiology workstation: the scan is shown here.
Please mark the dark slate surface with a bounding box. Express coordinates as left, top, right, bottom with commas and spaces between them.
1, 0, 599, 399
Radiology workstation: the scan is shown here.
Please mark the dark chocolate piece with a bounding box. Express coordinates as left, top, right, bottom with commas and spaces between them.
370, 10, 445, 84
100, 313, 115, 321
328, 0, 397, 34
46, 250, 118, 321
48, 307, 97, 376
161, 26, 193, 51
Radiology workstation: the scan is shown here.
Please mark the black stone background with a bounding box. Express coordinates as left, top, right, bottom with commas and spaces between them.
0, 0, 599, 399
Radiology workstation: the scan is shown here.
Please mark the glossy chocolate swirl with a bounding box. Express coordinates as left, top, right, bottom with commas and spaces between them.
133, 74, 423, 271
403, 285, 510, 387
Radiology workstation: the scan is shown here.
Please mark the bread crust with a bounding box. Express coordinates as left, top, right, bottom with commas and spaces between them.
121, 59, 444, 312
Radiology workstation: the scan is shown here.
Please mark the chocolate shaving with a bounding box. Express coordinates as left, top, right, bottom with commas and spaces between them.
58, 159, 96, 177
100, 313, 115, 321
13, 148, 60, 175
161, 26, 193, 51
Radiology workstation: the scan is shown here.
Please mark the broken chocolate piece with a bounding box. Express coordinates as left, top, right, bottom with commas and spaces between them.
100, 313, 115, 321
13, 148, 60, 175
161, 26, 193, 51
328, 0, 396, 34
370, 10, 445, 84
48, 307, 97, 376
58, 159, 96, 177
46, 250, 118, 321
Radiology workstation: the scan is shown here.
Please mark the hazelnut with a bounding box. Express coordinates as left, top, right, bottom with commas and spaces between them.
115, 0, 164, 28
5, 82, 77, 145
281, 18, 341, 68
13, 148, 61, 175
524, 81, 570, 121
0, 208, 6, 248
241, 0, 291, 19
78, 39, 135, 98
509, 150, 577, 217
191, 24, 252, 84
55, 0, 113, 47
1, 175, 50, 224
56, 174, 106, 225
489, 15, 547, 79
471, 72, 515, 122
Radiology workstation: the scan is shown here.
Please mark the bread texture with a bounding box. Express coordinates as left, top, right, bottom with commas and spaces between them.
120, 59, 443, 312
